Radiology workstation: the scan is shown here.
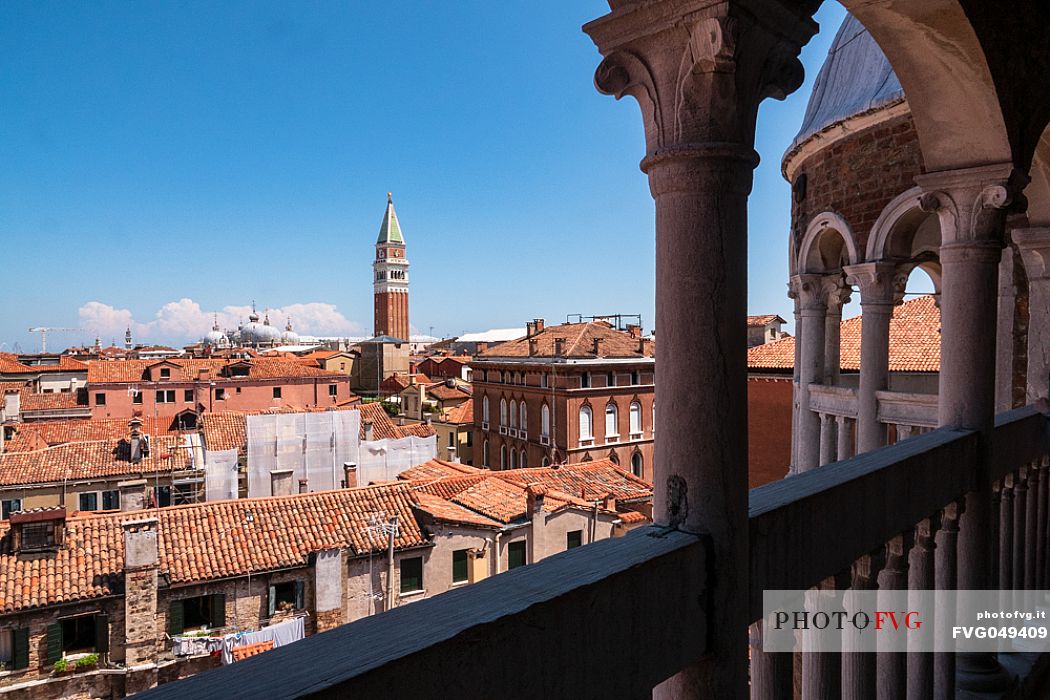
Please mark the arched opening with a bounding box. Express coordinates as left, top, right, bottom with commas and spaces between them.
579, 405, 593, 441
798, 212, 859, 275
630, 451, 643, 478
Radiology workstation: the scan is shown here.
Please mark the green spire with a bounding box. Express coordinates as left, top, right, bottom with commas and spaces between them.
377, 192, 405, 245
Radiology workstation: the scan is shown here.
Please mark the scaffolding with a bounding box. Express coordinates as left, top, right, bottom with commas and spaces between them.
246, 411, 361, 497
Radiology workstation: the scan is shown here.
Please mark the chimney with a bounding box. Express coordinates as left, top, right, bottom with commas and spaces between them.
298, 479, 309, 494
118, 479, 148, 512
526, 321, 536, 338
343, 462, 358, 488
445, 377, 455, 388
528, 338, 538, 356
526, 485, 546, 514
129, 417, 146, 464
533, 318, 545, 333
592, 338, 603, 356
603, 494, 617, 512
527, 486, 547, 565
553, 337, 566, 356
626, 324, 641, 339
123, 518, 159, 669
363, 420, 374, 442
448, 444, 459, 463
270, 469, 294, 496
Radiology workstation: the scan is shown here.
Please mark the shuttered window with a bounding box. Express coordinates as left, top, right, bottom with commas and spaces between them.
46, 623, 62, 665
11, 628, 29, 670
452, 550, 469, 584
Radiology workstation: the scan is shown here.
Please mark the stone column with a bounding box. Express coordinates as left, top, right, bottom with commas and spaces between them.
999, 475, 1014, 590
836, 415, 854, 461
843, 262, 906, 454
792, 274, 831, 472
843, 552, 881, 700
819, 413, 836, 466
934, 502, 962, 700
1025, 466, 1039, 589
907, 517, 938, 700
917, 163, 1028, 692
585, 5, 815, 697
877, 532, 912, 700
821, 276, 850, 458
1014, 468, 1028, 589
750, 622, 793, 700
790, 292, 803, 472
1014, 227, 1050, 402
994, 246, 1017, 412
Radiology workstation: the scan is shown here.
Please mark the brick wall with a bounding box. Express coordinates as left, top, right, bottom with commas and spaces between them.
747, 376, 793, 488
790, 114, 925, 257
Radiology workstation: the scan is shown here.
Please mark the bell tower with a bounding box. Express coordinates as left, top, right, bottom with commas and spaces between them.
373, 193, 410, 341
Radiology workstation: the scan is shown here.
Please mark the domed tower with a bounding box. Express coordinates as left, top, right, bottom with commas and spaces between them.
373, 193, 410, 341
203, 315, 226, 347
281, 317, 299, 345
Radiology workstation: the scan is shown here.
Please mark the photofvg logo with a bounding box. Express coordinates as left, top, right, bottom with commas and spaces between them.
761, 590, 1050, 654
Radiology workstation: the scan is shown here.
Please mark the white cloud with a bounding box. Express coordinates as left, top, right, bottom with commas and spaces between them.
78, 298, 364, 345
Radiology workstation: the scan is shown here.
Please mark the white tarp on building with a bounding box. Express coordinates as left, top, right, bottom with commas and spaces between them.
246, 411, 361, 498
204, 448, 239, 502
358, 434, 437, 484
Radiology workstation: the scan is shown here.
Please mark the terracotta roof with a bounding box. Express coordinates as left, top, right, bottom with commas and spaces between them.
199, 404, 435, 455
747, 295, 940, 372
18, 391, 85, 412
425, 383, 471, 401
5, 417, 180, 452
86, 358, 344, 384
747, 314, 786, 327
441, 398, 474, 425
617, 510, 648, 524
0, 435, 193, 487
397, 459, 483, 482
0, 354, 88, 375
0, 483, 425, 614
497, 459, 653, 503
410, 474, 489, 500
478, 321, 653, 359
0, 381, 28, 396
412, 492, 502, 529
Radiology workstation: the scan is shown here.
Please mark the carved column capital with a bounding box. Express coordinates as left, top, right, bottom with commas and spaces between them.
585, 0, 816, 176
789, 273, 836, 314
843, 262, 908, 307
916, 163, 1029, 248
1013, 226, 1050, 280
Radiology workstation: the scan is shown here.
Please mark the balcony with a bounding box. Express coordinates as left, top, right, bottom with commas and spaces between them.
139, 406, 1050, 699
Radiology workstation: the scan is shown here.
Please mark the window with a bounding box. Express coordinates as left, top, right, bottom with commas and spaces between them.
102, 490, 120, 510
510, 450, 517, 469
542, 457, 550, 467
273, 387, 282, 399
500, 445, 506, 469
541, 404, 550, 437
579, 405, 593, 440
519, 402, 527, 433
452, 549, 469, 584
464, 431, 473, 447
51, 614, 108, 660
21, 522, 57, 550
507, 540, 527, 570
215, 387, 226, 400
605, 403, 618, 438
399, 557, 423, 594
500, 398, 507, 426
567, 530, 583, 550
3, 628, 29, 670
607, 372, 615, 387
184, 389, 194, 402
156, 485, 172, 508
482, 396, 490, 423
509, 400, 517, 428
1, 499, 21, 520
580, 373, 590, 389
132, 390, 143, 404
268, 580, 305, 616
630, 401, 642, 434
541, 373, 548, 389
169, 594, 226, 634
95, 392, 106, 406
156, 389, 175, 403
160, 368, 171, 379
328, 384, 338, 396
483, 441, 490, 467
631, 452, 644, 478
448, 432, 455, 447
631, 370, 640, 385
173, 482, 196, 505
78, 492, 98, 512
520, 449, 527, 467
236, 386, 242, 393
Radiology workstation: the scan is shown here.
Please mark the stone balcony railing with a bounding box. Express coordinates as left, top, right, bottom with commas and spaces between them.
137, 406, 1050, 699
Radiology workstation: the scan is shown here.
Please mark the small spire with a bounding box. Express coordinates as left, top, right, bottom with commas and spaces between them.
387, 191, 393, 202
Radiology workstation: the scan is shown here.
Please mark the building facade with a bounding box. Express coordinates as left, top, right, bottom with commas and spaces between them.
471, 319, 655, 481
373, 194, 410, 342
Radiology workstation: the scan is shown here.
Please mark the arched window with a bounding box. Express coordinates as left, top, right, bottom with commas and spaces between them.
605, 403, 619, 438
500, 398, 507, 427
483, 440, 490, 467
541, 404, 550, 437
542, 456, 550, 467
520, 449, 527, 467
579, 405, 593, 440
510, 400, 518, 428
629, 401, 642, 434
609, 452, 620, 465
510, 449, 517, 469
519, 402, 527, 433
500, 445, 507, 469
631, 452, 643, 478
483, 395, 490, 423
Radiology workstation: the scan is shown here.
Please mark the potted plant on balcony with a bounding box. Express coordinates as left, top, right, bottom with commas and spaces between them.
52, 658, 71, 675
73, 653, 99, 672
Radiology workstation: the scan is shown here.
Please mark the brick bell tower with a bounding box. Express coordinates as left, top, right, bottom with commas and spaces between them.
373, 192, 410, 341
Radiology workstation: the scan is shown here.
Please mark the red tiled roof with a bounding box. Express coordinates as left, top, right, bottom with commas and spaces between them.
397, 459, 483, 482
0, 483, 426, 614
479, 321, 653, 359
441, 398, 474, 425
0, 435, 193, 487
747, 295, 940, 372
18, 392, 85, 412
498, 459, 653, 503
747, 314, 786, 327
5, 417, 181, 452
0, 354, 88, 375
425, 383, 471, 401
412, 492, 502, 529
86, 358, 344, 384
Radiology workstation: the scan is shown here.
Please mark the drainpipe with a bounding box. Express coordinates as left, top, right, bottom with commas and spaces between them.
493, 531, 502, 576
386, 514, 398, 610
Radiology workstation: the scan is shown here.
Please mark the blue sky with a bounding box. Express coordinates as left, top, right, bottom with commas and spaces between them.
0, 1, 848, 352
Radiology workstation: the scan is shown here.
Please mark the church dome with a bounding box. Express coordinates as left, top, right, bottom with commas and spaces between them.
787, 13, 904, 156
281, 318, 299, 344
202, 316, 227, 347
239, 310, 282, 346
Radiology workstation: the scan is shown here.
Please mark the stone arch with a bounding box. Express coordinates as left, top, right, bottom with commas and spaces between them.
866, 187, 942, 295
1025, 125, 1050, 226
837, 0, 1013, 172
797, 211, 860, 274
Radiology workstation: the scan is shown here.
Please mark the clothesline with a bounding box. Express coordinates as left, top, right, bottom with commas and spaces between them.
170, 615, 307, 664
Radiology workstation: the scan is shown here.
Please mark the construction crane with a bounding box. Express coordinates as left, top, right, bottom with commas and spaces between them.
27, 327, 79, 353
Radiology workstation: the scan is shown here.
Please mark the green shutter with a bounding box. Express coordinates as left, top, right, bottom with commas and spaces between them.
11, 628, 28, 670
168, 600, 185, 636
46, 623, 62, 665
210, 594, 226, 629
267, 585, 277, 617
294, 581, 305, 610
94, 614, 109, 654
452, 550, 468, 583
